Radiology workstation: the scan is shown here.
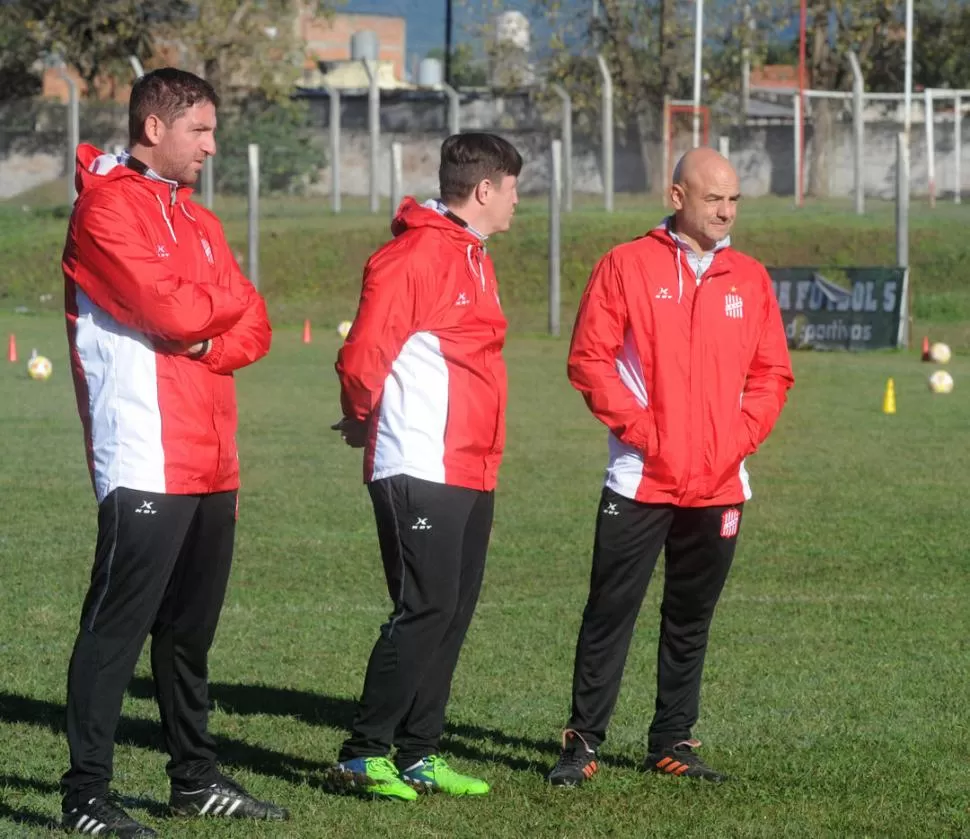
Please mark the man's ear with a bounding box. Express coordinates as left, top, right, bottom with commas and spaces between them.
142, 114, 164, 146
669, 183, 686, 211
473, 178, 490, 205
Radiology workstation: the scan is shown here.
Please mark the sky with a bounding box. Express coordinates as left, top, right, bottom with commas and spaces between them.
341, 0, 535, 68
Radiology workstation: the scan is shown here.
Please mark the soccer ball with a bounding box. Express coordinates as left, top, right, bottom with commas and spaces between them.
928, 370, 954, 394
337, 320, 353, 339
27, 354, 53, 381
930, 342, 952, 364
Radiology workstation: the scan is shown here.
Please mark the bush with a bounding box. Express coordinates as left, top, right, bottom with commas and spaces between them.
214, 96, 323, 195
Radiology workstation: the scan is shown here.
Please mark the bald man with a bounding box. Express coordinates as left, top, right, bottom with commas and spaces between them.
547, 149, 793, 786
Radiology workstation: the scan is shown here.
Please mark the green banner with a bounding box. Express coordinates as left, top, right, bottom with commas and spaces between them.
767, 267, 909, 351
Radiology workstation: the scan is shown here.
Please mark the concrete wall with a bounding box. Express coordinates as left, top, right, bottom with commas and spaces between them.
2, 91, 968, 201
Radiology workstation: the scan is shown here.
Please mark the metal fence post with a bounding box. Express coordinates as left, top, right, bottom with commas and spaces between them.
201, 158, 214, 209
440, 83, 460, 136
596, 54, 613, 213
549, 139, 562, 337
925, 88, 936, 207
247, 144, 260, 290
390, 142, 403, 221
55, 68, 79, 205
793, 94, 802, 207
954, 94, 962, 205
549, 84, 573, 212
326, 85, 341, 214
848, 52, 865, 215
364, 59, 380, 214
896, 133, 909, 269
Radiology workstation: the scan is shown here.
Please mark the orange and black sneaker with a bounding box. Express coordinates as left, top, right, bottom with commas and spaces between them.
547, 729, 599, 787
645, 739, 728, 783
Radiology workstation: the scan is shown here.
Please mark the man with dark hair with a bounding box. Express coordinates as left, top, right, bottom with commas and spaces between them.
547, 147, 793, 787
329, 132, 522, 801
60, 67, 285, 836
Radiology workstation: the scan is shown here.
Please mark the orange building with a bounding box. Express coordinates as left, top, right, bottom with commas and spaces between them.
301, 12, 406, 81
41, 11, 406, 103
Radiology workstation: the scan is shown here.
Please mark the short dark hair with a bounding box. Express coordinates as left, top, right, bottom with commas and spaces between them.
439, 133, 523, 204
128, 68, 219, 145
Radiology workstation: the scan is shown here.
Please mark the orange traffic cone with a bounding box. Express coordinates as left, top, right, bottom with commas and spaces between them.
921, 336, 931, 361
302, 319, 312, 344
7, 334, 16, 362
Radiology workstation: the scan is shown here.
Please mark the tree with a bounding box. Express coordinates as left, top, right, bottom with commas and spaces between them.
802, 0, 901, 196
427, 44, 487, 88
16, 0, 174, 98
461, 0, 793, 192
0, 11, 42, 99
163, 0, 332, 103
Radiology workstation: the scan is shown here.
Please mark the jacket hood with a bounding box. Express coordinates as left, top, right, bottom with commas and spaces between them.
390, 196, 487, 247
74, 143, 192, 205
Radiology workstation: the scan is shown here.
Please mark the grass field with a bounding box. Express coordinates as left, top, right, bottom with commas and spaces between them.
3, 183, 970, 349
2, 305, 970, 838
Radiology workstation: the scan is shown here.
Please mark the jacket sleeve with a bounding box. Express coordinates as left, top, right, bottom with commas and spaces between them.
198, 229, 272, 374
335, 242, 422, 422
68, 195, 248, 342
738, 269, 794, 454
567, 252, 659, 457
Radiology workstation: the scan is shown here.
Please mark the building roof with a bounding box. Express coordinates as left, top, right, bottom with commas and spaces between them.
303, 59, 414, 91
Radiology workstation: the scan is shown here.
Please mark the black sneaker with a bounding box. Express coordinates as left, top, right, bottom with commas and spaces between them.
169, 774, 289, 820
546, 729, 600, 787
62, 792, 157, 837
645, 738, 728, 783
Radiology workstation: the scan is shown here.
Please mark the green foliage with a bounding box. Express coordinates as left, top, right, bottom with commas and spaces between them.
427, 44, 488, 88
0, 12, 42, 100
212, 98, 324, 196
15, 0, 168, 98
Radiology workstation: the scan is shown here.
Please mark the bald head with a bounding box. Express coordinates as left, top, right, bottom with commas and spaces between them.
669, 148, 741, 254
672, 147, 736, 189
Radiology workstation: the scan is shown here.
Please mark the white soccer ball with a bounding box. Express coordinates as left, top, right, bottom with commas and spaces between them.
27, 354, 53, 381
337, 320, 353, 339
930, 342, 952, 364
928, 369, 954, 394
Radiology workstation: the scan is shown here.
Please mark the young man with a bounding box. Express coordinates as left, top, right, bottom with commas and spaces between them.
330, 132, 522, 801
61, 68, 285, 836
548, 148, 794, 786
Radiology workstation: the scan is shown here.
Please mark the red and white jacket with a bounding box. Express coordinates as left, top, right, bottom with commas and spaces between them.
63, 144, 271, 503
336, 197, 507, 491
568, 221, 794, 507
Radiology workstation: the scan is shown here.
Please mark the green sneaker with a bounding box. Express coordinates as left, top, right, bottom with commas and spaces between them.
328, 757, 418, 801
399, 755, 490, 796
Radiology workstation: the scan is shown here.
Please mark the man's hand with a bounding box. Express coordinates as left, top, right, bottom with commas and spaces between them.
154, 339, 210, 358
331, 416, 368, 448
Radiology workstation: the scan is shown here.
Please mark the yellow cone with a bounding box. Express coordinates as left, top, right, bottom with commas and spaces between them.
882, 377, 896, 414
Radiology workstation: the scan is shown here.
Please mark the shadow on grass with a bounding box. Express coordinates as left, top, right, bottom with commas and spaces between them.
0, 801, 58, 831
0, 690, 327, 786
127, 678, 641, 773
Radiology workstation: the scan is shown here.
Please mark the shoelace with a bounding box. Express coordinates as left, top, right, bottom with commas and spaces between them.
556, 746, 594, 769
81, 791, 130, 821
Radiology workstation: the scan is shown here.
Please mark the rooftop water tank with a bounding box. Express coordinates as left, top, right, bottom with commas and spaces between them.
418, 57, 444, 86
350, 30, 379, 62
